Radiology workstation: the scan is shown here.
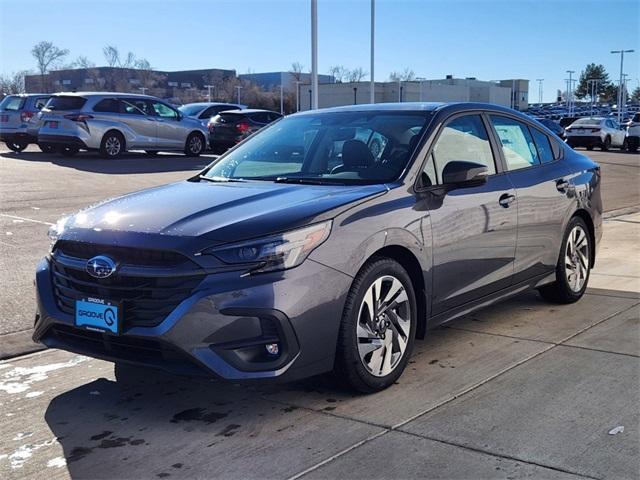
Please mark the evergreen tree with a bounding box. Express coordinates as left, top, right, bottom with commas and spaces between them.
574, 64, 610, 100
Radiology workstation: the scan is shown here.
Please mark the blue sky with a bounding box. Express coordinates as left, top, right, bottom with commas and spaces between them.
1, 0, 638, 102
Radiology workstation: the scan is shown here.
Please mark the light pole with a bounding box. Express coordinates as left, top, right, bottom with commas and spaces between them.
611, 49, 634, 123
353, 87, 358, 105
416, 76, 426, 101
295, 81, 301, 112
310, 0, 318, 109
536, 79, 544, 104
235, 85, 242, 104
566, 70, 575, 116
397, 79, 401, 102
369, 0, 375, 104
587, 78, 602, 116
204, 84, 215, 102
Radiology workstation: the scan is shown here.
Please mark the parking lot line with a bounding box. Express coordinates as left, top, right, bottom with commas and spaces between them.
0, 214, 54, 227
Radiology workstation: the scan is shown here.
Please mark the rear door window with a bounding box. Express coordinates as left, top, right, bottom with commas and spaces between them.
489, 115, 540, 170
93, 98, 121, 113
529, 127, 555, 164
46, 96, 87, 111
0, 96, 26, 111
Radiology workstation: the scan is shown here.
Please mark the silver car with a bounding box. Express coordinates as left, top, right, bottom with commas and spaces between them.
178, 102, 245, 128
36, 92, 208, 157
0, 93, 51, 152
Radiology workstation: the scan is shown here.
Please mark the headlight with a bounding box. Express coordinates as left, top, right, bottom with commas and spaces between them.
203, 220, 332, 274
47, 216, 69, 250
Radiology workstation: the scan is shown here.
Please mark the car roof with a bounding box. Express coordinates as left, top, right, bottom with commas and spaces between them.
221, 109, 280, 114
4, 93, 50, 97
49, 92, 156, 99
181, 102, 240, 108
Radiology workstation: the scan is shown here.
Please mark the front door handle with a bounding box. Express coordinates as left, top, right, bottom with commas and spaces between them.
556, 179, 570, 192
498, 193, 516, 208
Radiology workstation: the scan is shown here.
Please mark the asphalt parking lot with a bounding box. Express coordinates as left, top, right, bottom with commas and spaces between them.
0, 145, 639, 479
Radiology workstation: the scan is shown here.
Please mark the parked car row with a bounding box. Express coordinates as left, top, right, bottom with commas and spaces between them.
0, 92, 281, 158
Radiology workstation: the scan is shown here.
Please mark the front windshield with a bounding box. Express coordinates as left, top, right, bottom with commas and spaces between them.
203, 111, 432, 184
178, 104, 205, 116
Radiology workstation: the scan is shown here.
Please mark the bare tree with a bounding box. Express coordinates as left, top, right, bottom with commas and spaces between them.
289, 61, 304, 82
0, 71, 29, 95
71, 56, 95, 69
31, 41, 69, 92
347, 67, 368, 82
328, 65, 348, 83
389, 68, 416, 82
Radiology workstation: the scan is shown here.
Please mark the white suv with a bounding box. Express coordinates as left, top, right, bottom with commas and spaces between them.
625, 113, 640, 152
36, 92, 208, 157
565, 117, 627, 151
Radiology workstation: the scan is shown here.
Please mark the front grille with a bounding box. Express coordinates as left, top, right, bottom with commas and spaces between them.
51, 241, 205, 329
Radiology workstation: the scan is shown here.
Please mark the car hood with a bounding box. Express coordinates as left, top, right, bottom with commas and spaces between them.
62, 180, 387, 241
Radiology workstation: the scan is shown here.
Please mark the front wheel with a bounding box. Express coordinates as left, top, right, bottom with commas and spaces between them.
334, 257, 417, 393
38, 143, 56, 153
5, 141, 27, 152
600, 136, 611, 151
538, 216, 592, 304
185, 132, 205, 157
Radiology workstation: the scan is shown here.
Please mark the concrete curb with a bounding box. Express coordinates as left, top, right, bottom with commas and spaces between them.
603, 205, 640, 219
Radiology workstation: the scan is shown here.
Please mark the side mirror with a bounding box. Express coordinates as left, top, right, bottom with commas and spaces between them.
442, 161, 489, 187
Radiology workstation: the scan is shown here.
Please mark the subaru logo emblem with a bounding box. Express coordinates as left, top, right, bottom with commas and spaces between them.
86, 256, 117, 279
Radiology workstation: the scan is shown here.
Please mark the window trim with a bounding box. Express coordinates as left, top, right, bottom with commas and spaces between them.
413, 110, 503, 192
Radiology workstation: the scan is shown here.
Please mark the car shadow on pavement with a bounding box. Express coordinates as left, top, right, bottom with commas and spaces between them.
3, 150, 213, 174
43, 369, 348, 478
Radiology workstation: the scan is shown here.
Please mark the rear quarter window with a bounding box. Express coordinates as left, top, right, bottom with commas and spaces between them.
93, 98, 121, 113
0, 96, 26, 111
530, 127, 555, 163
46, 96, 87, 111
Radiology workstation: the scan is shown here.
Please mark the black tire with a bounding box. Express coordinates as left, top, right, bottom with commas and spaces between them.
5, 141, 27, 152
57, 145, 79, 157
99, 131, 125, 158
333, 257, 417, 393
38, 143, 56, 153
600, 136, 611, 151
620, 138, 628, 151
145, 150, 159, 156
586, 146, 594, 151
185, 132, 205, 157
538, 216, 592, 304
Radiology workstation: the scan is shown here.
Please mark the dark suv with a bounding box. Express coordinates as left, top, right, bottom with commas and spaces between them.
208, 109, 282, 152
34, 102, 601, 392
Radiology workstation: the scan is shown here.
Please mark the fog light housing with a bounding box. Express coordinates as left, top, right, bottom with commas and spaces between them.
265, 343, 279, 356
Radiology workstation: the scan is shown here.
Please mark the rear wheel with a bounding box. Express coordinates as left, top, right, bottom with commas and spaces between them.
100, 131, 125, 158
5, 140, 27, 152
334, 257, 417, 393
538, 216, 592, 304
38, 143, 56, 153
185, 132, 205, 157
57, 145, 79, 157
600, 136, 611, 151
586, 145, 594, 151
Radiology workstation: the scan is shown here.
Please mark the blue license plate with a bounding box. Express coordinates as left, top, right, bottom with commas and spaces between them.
75, 298, 120, 334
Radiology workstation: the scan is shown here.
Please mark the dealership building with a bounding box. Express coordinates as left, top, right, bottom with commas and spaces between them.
298, 77, 529, 110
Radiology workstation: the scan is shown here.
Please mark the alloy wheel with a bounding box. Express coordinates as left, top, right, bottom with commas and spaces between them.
565, 225, 589, 292
189, 135, 203, 154
356, 275, 411, 377
105, 136, 121, 156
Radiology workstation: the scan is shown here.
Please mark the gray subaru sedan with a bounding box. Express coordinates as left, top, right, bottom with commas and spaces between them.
34, 102, 601, 392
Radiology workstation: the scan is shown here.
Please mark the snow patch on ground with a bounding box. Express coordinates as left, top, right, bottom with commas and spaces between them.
0, 356, 88, 395
8, 438, 58, 469
46, 456, 67, 468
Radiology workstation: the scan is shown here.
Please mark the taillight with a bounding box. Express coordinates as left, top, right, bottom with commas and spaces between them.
20, 111, 35, 122
236, 122, 250, 133
64, 114, 93, 122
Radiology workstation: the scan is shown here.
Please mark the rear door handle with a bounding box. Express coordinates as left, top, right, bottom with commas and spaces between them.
556, 179, 570, 191
498, 193, 516, 208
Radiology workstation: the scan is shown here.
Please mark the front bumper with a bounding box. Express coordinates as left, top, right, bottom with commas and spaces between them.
33, 256, 352, 382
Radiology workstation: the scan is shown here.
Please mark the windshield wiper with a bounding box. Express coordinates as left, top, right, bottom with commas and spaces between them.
274, 177, 344, 185
199, 175, 246, 183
